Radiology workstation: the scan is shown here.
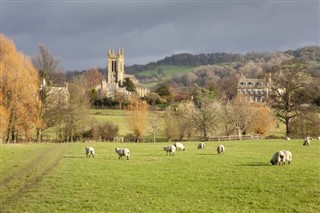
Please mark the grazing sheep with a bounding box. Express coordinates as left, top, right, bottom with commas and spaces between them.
115, 148, 130, 160
270, 150, 286, 165
85, 147, 95, 158
281, 150, 293, 165
318, 136, 320, 140
163, 145, 176, 156
303, 137, 313, 146
217, 145, 225, 155
285, 136, 291, 140
174, 142, 185, 151
197, 142, 206, 149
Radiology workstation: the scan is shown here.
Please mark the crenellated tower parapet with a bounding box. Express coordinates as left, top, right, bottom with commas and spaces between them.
107, 48, 125, 85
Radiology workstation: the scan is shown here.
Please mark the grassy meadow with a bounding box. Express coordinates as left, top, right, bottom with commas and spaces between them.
1, 139, 319, 212
135, 65, 195, 88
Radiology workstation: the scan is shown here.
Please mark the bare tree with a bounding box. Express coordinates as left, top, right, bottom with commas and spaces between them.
175, 101, 195, 141
32, 44, 63, 84
83, 67, 103, 89
114, 90, 128, 109
270, 60, 310, 136
163, 114, 179, 142
32, 44, 65, 142
63, 75, 91, 142
192, 101, 220, 139
148, 112, 162, 143
221, 95, 257, 138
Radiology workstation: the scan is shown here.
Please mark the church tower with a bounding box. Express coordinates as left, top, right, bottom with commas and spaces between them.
107, 48, 124, 85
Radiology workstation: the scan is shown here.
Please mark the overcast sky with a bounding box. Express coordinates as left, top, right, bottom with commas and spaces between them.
1, 0, 319, 71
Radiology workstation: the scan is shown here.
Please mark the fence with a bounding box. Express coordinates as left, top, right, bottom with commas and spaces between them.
202, 134, 260, 142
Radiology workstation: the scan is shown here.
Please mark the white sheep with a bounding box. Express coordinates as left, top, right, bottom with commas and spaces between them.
174, 142, 185, 151
285, 136, 291, 140
318, 136, 320, 140
270, 150, 286, 165
197, 142, 206, 149
281, 150, 292, 165
217, 145, 225, 155
303, 137, 313, 146
163, 145, 176, 156
115, 148, 130, 160
85, 147, 95, 158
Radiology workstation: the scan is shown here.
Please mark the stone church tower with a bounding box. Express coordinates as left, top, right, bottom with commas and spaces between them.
107, 48, 124, 85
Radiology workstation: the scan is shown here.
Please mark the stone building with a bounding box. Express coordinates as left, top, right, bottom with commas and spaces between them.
40, 79, 70, 107
237, 74, 271, 103
95, 49, 150, 98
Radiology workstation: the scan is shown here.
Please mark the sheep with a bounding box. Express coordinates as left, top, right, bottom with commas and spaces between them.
163, 145, 176, 156
318, 136, 320, 140
85, 147, 95, 158
197, 142, 206, 149
303, 137, 313, 146
285, 136, 291, 140
174, 142, 185, 151
270, 150, 286, 165
115, 148, 130, 160
217, 145, 225, 155
281, 150, 293, 165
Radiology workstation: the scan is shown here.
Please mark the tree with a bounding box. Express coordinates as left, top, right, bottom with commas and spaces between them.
192, 100, 220, 139
175, 101, 195, 141
122, 77, 136, 92
270, 60, 311, 136
148, 112, 162, 143
32, 44, 63, 84
221, 96, 257, 138
114, 90, 128, 109
290, 109, 320, 138
63, 75, 91, 142
155, 84, 172, 103
248, 103, 276, 136
126, 97, 149, 142
0, 34, 39, 143
163, 114, 179, 142
32, 44, 65, 142
83, 67, 103, 89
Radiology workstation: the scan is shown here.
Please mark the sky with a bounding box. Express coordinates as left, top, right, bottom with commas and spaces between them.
1, 0, 319, 71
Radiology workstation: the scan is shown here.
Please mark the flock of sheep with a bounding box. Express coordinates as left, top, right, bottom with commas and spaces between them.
85, 136, 317, 164
163, 142, 225, 156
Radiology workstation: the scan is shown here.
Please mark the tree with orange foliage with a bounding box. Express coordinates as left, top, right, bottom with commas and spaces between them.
0, 34, 39, 143
126, 95, 149, 142
248, 103, 276, 136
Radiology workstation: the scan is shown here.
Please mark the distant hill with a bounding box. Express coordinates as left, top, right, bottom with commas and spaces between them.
125, 46, 320, 75
125, 46, 320, 88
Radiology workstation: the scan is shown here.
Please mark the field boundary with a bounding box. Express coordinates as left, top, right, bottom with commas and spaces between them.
202, 134, 261, 141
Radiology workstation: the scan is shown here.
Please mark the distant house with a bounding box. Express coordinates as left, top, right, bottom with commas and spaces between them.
95, 49, 150, 98
237, 74, 271, 103
40, 79, 69, 107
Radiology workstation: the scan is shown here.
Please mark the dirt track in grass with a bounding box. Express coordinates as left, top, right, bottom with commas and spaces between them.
0, 144, 66, 212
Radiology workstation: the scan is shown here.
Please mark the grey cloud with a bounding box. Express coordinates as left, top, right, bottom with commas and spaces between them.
2, 1, 319, 70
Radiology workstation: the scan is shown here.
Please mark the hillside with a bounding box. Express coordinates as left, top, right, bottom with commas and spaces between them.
126, 46, 320, 89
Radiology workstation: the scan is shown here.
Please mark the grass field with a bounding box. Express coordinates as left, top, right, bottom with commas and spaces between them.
135, 65, 195, 88
1, 140, 319, 212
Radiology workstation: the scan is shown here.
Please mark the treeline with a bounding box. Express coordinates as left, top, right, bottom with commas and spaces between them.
125, 46, 320, 74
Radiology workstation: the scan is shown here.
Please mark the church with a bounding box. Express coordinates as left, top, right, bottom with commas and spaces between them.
95, 49, 150, 98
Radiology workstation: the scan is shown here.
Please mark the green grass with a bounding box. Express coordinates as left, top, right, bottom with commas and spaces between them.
135, 65, 195, 88
1, 140, 319, 212
136, 65, 195, 78
91, 109, 130, 136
